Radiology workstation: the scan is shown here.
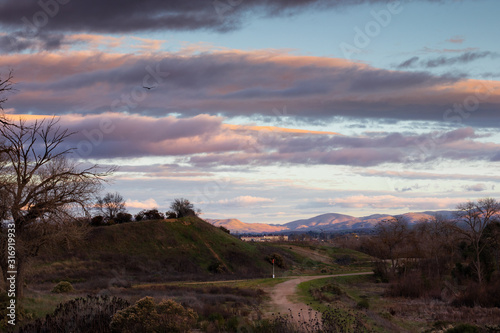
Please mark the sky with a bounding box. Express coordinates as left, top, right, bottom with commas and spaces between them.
0, 0, 499, 224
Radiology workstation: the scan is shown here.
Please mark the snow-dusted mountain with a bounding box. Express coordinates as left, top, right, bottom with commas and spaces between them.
206, 210, 455, 234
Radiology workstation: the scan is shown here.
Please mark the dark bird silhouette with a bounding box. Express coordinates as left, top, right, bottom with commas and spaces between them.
143, 86, 154, 90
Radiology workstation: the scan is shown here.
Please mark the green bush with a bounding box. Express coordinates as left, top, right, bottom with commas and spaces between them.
52, 281, 74, 293
110, 297, 198, 333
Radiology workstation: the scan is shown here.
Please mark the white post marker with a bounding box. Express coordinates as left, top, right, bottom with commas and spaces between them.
272, 258, 275, 279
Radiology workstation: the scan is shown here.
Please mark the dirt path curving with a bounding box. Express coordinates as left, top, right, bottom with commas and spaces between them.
268, 272, 374, 323
284, 245, 334, 265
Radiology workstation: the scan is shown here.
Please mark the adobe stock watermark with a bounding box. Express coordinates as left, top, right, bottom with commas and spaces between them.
339, 1, 403, 59
213, 0, 243, 21
21, 0, 71, 38
6, 222, 17, 326
73, 62, 170, 159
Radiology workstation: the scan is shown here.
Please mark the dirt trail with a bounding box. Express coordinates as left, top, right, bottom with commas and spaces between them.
268, 272, 373, 323
285, 245, 333, 265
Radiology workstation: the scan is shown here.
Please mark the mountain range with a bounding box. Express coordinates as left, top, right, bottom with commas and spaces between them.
205, 210, 455, 234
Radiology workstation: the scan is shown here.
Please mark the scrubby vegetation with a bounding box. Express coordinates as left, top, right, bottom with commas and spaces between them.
110, 297, 198, 333
51, 281, 74, 294
247, 307, 371, 333
19, 295, 130, 333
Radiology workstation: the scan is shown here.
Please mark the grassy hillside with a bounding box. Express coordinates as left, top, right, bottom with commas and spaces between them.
29, 217, 294, 288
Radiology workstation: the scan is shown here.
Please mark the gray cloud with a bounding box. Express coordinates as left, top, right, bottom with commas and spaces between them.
0, 0, 457, 34
463, 183, 487, 192
491, 151, 500, 162
397, 51, 498, 69
9, 50, 497, 128
0, 31, 70, 53
395, 56, 420, 69
186, 127, 499, 168
26, 110, 495, 168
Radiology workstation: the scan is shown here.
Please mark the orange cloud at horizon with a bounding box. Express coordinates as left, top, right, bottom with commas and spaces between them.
224, 124, 341, 136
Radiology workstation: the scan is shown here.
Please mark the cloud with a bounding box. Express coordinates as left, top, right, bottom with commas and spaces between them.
491, 151, 500, 162
447, 36, 465, 44
425, 52, 498, 68
4, 49, 499, 128
463, 183, 487, 192
326, 195, 459, 210
125, 198, 159, 209
0, 31, 72, 53
358, 169, 500, 182
188, 127, 500, 168
0, 0, 456, 34
9, 111, 500, 168
117, 164, 213, 178
395, 56, 420, 69
396, 51, 498, 69
395, 184, 424, 192
215, 196, 274, 207
57, 113, 228, 158
421, 47, 480, 54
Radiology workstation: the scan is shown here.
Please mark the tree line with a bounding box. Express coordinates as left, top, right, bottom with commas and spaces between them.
345, 198, 500, 307
92, 193, 200, 226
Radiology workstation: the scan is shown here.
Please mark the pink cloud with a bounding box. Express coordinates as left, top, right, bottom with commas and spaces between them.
3, 48, 498, 127
447, 36, 465, 44
328, 195, 460, 210
216, 196, 274, 206
8, 112, 499, 168
125, 198, 159, 209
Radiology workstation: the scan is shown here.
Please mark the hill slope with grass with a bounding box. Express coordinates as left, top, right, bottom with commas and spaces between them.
29, 217, 294, 288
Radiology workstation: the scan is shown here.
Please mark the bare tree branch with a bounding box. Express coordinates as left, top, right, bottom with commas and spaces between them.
0, 69, 15, 114
453, 198, 500, 284
0, 115, 115, 296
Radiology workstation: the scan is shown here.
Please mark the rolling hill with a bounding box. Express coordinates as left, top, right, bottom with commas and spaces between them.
207, 210, 455, 234
30, 217, 295, 286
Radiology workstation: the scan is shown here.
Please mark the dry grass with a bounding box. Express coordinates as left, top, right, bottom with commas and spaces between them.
297, 274, 500, 332
383, 298, 500, 327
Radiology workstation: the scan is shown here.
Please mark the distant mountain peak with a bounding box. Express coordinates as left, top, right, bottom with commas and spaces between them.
206, 210, 455, 234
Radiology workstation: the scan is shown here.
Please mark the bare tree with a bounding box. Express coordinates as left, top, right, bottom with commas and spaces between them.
373, 216, 409, 276
0, 116, 114, 297
95, 192, 127, 221
414, 216, 458, 278
484, 221, 500, 273
0, 69, 14, 116
454, 198, 500, 285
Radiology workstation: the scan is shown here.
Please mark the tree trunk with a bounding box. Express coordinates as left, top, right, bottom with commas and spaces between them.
476, 250, 482, 285
14, 256, 24, 299
0, 234, 8, 292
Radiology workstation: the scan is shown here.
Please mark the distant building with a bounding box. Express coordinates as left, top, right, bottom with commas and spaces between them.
240, 235, 288, 242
